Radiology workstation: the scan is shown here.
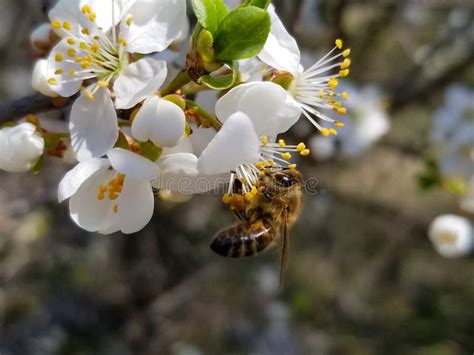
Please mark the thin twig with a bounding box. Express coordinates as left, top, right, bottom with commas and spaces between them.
0, 94, 62, 122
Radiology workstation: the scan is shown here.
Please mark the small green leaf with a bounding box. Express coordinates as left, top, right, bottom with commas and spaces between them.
241, 0, 271, 9
31, 155, 44, 175
192, 0, 228, 35
198, 63, 239, 90
140, 141, 162, 162
114, 131, 130, 150
214, 6, 271, 61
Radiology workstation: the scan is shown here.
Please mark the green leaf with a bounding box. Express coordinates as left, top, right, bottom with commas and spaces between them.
241, 0, 271, 9
192, 0, 228, 35
140, 141, 162, 162
214, 6, 271, 61
198, 62, 239, 90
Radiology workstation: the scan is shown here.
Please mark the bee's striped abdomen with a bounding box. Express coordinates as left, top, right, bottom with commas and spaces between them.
211, 219, 275, 258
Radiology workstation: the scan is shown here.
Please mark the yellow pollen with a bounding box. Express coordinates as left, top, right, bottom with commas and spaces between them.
67, 37, 75, 45
337, 107, 347, 115
300, 149, 311, 156
55, 69, 64, 75
118, 38, 127, 46
51, 20, 61, 29
329, 129, 338, 136
63, 21, 72, 31
80, 42, 89, 50
279, 139, 286, 148
66, 48, 76, 57
86, 90, 94, 101
289, 164, 297, 169
319, 89, 324, 99
267, 159, 276, 167
342, 91, 349, 100
109, 192, 118, 201
48, 78, 58, 86
98, 80, 108, 88
222, 194, 232, 204
321, 128, 330, 137
255, 161, 267, 170
69, 69, 76, 76
81, 28, 90, 35
82, 5, 92, 14
343, 48, 351, 57
97, 192, 105, 201
328, 78, 339, 90
341, 58, 351, 70
113, 205, 119, 214
335, 121, 345, 128
55, 53, 64, 62
339, 69, 350, 77
89, 13, 97, 22
335, 39, 343, 49
251, 186, 258, 195
261, 136, 269, 146
126, 17, 134, 26
245, 192, 255, 202
297, 143, 306, 152
81, 61, 91, 69
282, 153, 292, 160
91, 43, 100, 53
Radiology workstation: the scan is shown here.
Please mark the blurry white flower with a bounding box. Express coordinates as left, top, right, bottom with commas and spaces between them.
46, 0, 186, 107
309, 135, 336, 161
58, 148, 159, 234
257, 5, 351, 135
30, 23, 53, 52
0, 123, 44, 173
428, 214, 473, 258
337, 85, 391, 156
131, 96, 186, 148
32, 59, 59, 97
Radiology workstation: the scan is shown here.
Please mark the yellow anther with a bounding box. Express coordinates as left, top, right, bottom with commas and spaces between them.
342, 91, 349, 100
329, 129, 338, 136
55, 69, 64, 75
66, 48, 76, 57
81, 61, 91, 69
82, 5, 92, 14
118, 38, 127, 46
81, 28, 90, 35
321, 128, 330, 137
97, 192, 105, 201
268, 159, 276, 167
91, 43, 100, 53
337, 107, 347, 115
279, 139, 286, 148
288, 164, 297, 169
89, 13, 97, 22
48, 78, 58, 86
328, 78, 339, 90
117, 175, 125, 184
335, 121, 345, 128
282, 152, 292, 160
109, 192, 118, 201
297, 143, 306, 152
98, 185, 107, 193
80, 42, 89, 50
343, 49, 351, 57
55, 53, 64, 62
245, 192, 255, 202
69, 69, 76, 76
67, 37, 75, 45
335, 39, 343, 49
261, 136, 269, 145
51, 20, 61, 29
319, 89, 324, 99
86, 90, 94, 101
113, 205, 119, 214
255, 161, 266, 170
222, 194, 232, 204
126, 16, 134, 26
63, 21, 72, 31
341, 58, 351, 70
98, 80, 108, 88
300, 149, 311, 156
93, 35, 100, 41
339, 69, 350, 77
251, 186, 258, 196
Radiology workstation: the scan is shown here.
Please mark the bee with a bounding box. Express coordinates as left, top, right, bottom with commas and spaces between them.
211, 167, 303, 285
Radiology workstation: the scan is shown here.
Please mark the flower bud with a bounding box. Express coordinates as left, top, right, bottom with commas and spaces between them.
0, 123, 44, 173
428, 214, 473, 258
30, 23, 53, 53
32, 59, 59, 97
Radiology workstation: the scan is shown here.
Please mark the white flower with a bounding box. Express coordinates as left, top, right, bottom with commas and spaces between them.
131, 96, 186, 148
46, 0, 186, 108
0, 123, 44, 173
32, 59, 59, 97
428, 214, 473, 258
257, 5, 351, 135
30, 23, 53, 53
336, 85, 390, 156
197, 111, 310, 196
58, 148, 159, 234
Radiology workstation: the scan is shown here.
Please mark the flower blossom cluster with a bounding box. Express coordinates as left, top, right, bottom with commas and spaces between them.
1, 0, 353, 234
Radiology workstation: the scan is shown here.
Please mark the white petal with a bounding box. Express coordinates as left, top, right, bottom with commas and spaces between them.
83, 0, 136, 33
58, 158, 110, 203
120, 0, 187, 54
197, 112, 261, 175
70, 87, 119, 161
188, 125, 216, 156
161, 136, 194, 156
49, 0, 83, 37
258, 5, 301, 74
69, 169, 116, 232
114, 58, 167, 109
131, 96, 185, 147
429, 214, 474, 258
32, 59, 58, 97
215, 82, 259, 123
117, 178, 154, 234
107, 148, 159, 180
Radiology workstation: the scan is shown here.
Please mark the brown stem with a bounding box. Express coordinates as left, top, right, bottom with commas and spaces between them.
0, 94, 66, 123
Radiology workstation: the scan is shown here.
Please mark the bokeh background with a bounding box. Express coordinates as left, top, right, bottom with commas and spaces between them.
0, 0, 474, 354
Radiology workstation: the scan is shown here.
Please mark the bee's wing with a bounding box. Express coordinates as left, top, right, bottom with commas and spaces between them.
279, 207, 290, 288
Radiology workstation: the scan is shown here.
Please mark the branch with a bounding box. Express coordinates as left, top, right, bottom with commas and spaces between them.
0, 94, 64, 123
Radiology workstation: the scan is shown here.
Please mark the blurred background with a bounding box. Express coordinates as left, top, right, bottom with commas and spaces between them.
0, 0, 474, 354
